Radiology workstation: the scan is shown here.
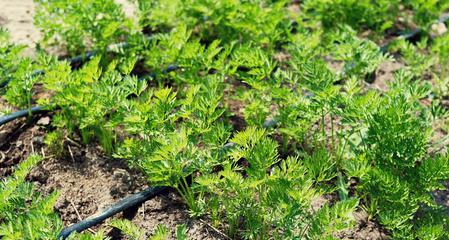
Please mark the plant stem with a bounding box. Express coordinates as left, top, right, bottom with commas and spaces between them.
330, 112, 335, 157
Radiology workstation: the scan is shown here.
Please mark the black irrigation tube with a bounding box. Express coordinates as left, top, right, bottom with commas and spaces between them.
57, 186, 170, 239
379, 14, 449, 53
0, 105, 49, 126
2, 13, 449, 238
0, 38, 172, 89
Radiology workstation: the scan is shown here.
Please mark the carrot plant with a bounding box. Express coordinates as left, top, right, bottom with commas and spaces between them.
0, 29, 55, 111
38, 56, 144, 153
0, 155, 62, 239
141, 25, 231, 85
0, 29, 23, 89
116, 78, 231, 216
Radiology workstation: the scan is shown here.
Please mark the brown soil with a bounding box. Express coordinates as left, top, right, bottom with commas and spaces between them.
1, 1, 449, 240
0, 0, 39, 56
0, 115, 46, 176
224, 88, 247, 132
434, 181, 449, 210
371, 60, 403, 92
337, 210, 390, 240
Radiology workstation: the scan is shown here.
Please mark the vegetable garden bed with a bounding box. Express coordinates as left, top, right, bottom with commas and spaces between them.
2, 0, 449, 239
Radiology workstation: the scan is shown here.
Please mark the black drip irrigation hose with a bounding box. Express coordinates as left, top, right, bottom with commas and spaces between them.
64, 51, 97, 67
57, 186, 169, 239
0, 106, 49, 126
379, 14, 449, 53
64, 41, 130, 65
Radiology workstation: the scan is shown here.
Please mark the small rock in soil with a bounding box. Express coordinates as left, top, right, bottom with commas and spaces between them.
16, 140, 23, 147
55, 199, 69, 210
354, 210, 369, 224
113, 169, 131, 183
431, 22, 448, 37
110, 184, 131, 197
28, 167, 49, 183
37, 116, 51, 126
0, 130, 8, 141
32, 136, 44, 144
